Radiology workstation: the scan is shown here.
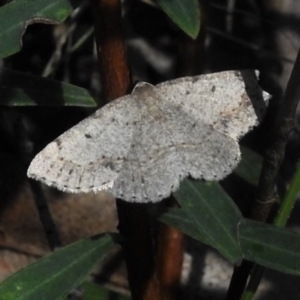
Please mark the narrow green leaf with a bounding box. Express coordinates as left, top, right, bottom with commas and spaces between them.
0, 68, 96, 106
0, 0, 75, 59
240, 219, 300, 275
275, 161, 300, 227
234, 147, 263, 186
0, 234, 115, 300
173, 179, 243, 263
156, 0, 200, 39
160, 207, 211, 245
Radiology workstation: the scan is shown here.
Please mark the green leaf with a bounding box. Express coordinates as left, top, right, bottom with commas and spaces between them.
0, 234, 115, 300
156, 0, 200, 39
274, 161, 300, 228
160, 207, 211, 245
163, 205, 300, 275
240, 219, 300, 275
234, 147, 263, 186
173, 179, 243, 263
0, 0, 75, 59
164, 182, 300, 275
0, 68, 96, 106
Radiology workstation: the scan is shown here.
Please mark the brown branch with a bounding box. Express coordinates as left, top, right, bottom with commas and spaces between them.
152, 3, 206, 298
89, 1, 162, 299
116, 200, 162, 300
90, 0, 130, 101
226, 41, 300, 300
252, 48, 300, 221
156, 222, 185, 300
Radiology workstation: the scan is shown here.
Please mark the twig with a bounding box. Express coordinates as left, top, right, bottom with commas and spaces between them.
89, 0, 130, 101
89, 0, 162, 299
15, 108, 63, 251
253, 47, 300, 220
156, 221, 184, 300
227, 43, 300, 300
116, 201, 162, 300
28, 180, 63, 251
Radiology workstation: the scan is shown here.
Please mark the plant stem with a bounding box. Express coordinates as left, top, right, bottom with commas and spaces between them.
71, 27, 94, 52
225, 260, 253, 300
29, 180, 63, 250
18, 110, 63, 251
240, 46, 300, 299
156, 219, 185, 300
89, 1, 163, 299
274, 162, 300, 227
89, 0, 130, 102
116, 200, 161, 300
241, 161, 300, 300
241, 265, 265, 300
253, 50, 300, 221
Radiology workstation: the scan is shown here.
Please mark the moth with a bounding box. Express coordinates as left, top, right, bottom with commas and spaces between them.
28, 70, 270, 203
